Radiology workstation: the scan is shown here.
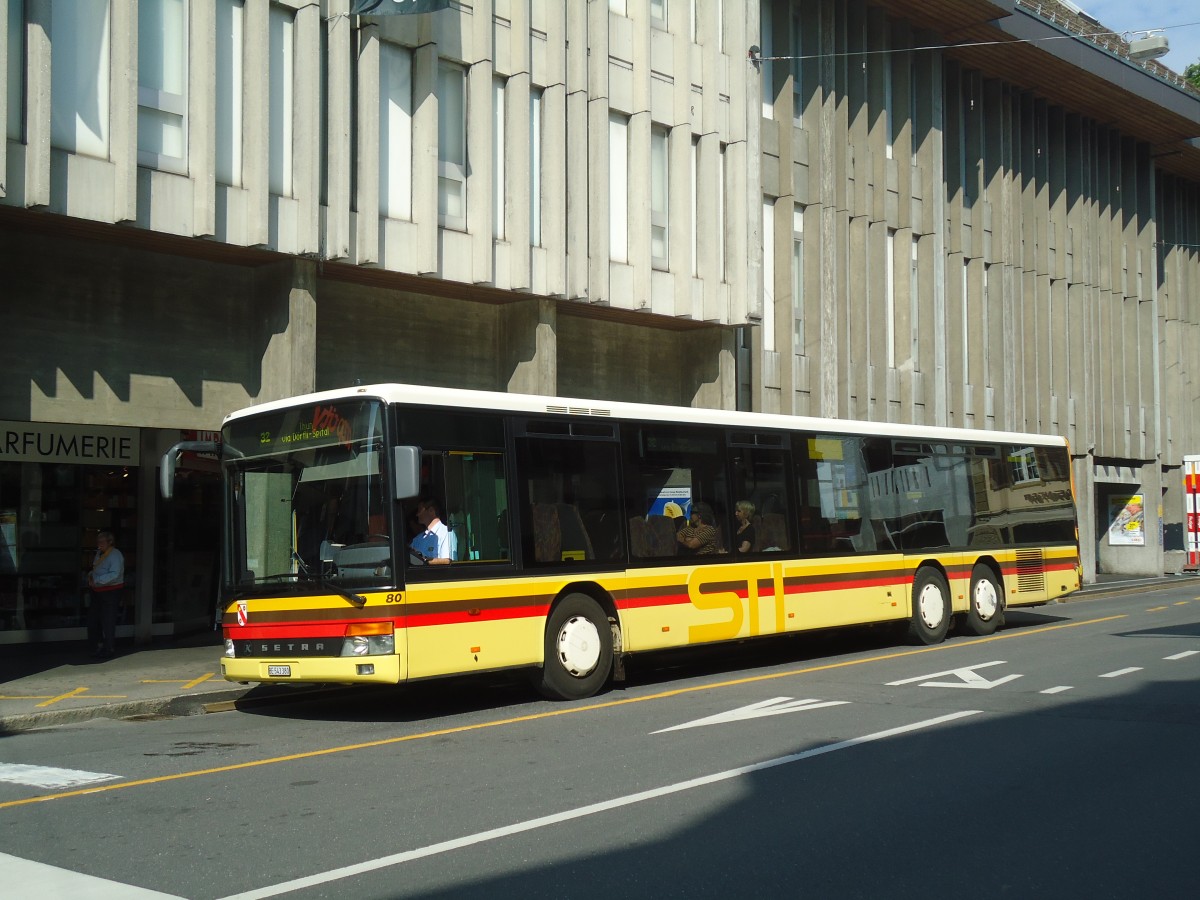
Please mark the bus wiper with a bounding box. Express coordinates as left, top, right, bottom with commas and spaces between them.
303, 573, 367, 608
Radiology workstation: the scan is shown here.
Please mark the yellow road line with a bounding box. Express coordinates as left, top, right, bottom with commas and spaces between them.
0, 613, 1126, 811
141, 673, 215, 689
34, 688, 127, 708
1147, 606, 1168, 612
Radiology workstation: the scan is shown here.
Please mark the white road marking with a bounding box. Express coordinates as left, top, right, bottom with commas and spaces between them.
217, 710, 982, 900
1100, 667, 1143, 679
0, 852, 185, 899
1164, 650, 1199, 660
1040, 685, 1074, 694
886, 660, 1022, 690
652, 697, 850, 733
0, 763, 119, 790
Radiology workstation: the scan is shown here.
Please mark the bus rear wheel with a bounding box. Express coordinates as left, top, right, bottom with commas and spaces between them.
963, 564, 1004, 636
907, 568, 951, 645
535, 593, 613, 701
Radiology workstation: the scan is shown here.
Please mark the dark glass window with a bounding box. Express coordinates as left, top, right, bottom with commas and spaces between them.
729, 445, 792, 554
515, 437, 623, 566
795, 434, 896, 554
623, 425, 728, 560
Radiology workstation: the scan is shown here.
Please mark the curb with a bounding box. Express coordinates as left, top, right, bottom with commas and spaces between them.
0, 687, 254, 734
0, 684, 342, 734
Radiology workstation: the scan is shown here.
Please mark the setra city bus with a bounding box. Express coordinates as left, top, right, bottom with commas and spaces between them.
160, 383, 1081, 700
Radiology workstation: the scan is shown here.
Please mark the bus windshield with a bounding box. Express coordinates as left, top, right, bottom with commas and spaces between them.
222, 399, 392, 593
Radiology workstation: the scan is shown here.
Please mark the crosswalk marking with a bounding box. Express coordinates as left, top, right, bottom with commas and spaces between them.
0, 763, 119, 789
0, 852, 184, 899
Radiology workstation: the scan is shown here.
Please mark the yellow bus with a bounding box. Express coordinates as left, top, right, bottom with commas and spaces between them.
161, 383, 1081, 700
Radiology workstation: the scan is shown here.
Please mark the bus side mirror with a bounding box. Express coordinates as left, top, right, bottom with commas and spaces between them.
394, 445, 421, 500
160, 440, 221, 499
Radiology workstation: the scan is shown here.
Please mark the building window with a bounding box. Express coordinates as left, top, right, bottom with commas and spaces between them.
718, 142, 727, 281
215, 0, 244, 187
910, 235, 920, 370
650, 0, 667, 29
760, 0, 773, 118
690, 137, 699, 276
884, 51, 894, 161
493, 77, 506, 240
1009, 447, 1040, 485
961, 258, 971, 380
438, 61, 467, 230
792, 204, 804, 350
886, 228, 896, 367
268, 4, 294, 197
137, 0, 187, 172
379, 41, 413, 220
6, 0, 24, 142
651, 125, 669, 269
609, 112, 628, 263
791, 10, 803, 126
530, 87, 543, 247
50, 0, 110, 157
763, 198, 775, 351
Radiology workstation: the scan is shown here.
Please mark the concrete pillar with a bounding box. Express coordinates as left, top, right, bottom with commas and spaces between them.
256, 259, 317, 402
134, 428, 159, 644
1075, 453, 1096, 583
501, 298, 557, 396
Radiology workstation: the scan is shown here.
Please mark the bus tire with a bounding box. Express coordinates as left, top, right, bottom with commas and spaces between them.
907, 567, 951, 645
963, 564, 1004, 636
535, 593, 613, 701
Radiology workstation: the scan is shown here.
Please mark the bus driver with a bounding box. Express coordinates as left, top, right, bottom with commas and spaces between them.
409, 497, 456, 565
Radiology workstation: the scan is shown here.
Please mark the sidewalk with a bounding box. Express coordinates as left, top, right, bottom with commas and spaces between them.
0, 633, 310, 735
2, 573, 1194, 734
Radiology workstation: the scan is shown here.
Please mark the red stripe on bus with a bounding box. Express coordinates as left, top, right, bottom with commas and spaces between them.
616, 592, 690, 610
226, 622, 397, 639
404, 603, 550, 628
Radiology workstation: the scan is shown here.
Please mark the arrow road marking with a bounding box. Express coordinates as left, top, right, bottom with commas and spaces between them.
651, 697, 850, 734
887, 660, 1023, 690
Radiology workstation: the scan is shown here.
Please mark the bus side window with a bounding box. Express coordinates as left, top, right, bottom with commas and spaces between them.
443, 451, 508, 562
515, 437, 621, 566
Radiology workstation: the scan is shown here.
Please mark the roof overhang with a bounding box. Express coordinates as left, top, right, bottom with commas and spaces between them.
933, 4, 1200, 183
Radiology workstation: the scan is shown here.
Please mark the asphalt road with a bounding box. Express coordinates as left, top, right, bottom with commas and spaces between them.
2, 583, 1199, 899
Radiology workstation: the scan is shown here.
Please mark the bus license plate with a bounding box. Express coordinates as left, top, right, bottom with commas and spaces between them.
267, 665, 292, 677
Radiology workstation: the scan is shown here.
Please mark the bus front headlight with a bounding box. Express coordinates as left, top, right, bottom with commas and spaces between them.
340, 623, 395, 657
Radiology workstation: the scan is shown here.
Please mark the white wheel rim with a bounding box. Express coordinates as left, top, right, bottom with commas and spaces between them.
973, 579, 999, 621
918, 583, 945, 630
556, 615, 601, 677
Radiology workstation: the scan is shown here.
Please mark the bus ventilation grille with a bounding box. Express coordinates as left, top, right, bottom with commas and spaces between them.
1015, 549, 1045, 593
545, 405, 612, 417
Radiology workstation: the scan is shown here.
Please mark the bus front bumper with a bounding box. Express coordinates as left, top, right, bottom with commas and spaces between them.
221, 654, 402, 685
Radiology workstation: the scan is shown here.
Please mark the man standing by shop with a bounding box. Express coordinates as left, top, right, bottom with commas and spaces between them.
87, 530, 124, 658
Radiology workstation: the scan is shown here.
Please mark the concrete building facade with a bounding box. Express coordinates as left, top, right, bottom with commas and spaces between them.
1, 0, 1199, 644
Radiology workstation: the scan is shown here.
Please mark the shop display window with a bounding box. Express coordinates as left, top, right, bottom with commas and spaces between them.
0, 463, 137, 632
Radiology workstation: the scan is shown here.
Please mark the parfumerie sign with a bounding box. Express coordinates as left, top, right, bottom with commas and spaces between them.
0, 420, 140, 466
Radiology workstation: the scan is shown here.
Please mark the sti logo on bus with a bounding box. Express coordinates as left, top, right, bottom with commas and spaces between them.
688, 564, 787, 643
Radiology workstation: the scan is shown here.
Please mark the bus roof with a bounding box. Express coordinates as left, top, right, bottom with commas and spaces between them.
224, 383, 1069, 449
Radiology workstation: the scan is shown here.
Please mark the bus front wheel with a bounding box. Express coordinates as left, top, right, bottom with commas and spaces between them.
908, 568, 951, 645
535, 593, 614, 701
963, 564, 1004, 636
